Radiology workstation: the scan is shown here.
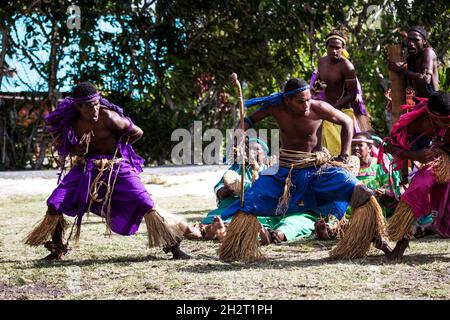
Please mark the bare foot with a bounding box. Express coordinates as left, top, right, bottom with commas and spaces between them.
259, 225, 271, 245
314, 219, 330, 240
413, 223, 435, 239
387, 237, 409, 260
372, 234, 392, 255
259, 227, 283, 245
203, 216, 227, 241
183, 225, 202, 240
171, 247, 192, 260
413, 225, 425, 239
164, 243, 192, 259
42, 241, 67, 260
269, 229, 283, 244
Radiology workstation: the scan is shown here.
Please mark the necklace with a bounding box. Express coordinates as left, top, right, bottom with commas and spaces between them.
79, 130, 95, 155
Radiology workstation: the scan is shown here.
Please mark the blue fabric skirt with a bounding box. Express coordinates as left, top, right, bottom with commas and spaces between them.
221, 165, 358, 221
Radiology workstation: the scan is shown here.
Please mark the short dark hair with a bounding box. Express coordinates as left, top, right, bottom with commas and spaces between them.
428, 91, 450, 116
283, 78, 309, 94
72, 82, 97, 99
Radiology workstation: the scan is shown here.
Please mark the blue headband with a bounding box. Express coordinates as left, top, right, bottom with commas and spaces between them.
244, 85, 310, 108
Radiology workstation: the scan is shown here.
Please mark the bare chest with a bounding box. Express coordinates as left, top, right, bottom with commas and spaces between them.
274, 111, 322, 138
72, 119, 119, 154
73, 120, 110, 142
319, 63, 344, 87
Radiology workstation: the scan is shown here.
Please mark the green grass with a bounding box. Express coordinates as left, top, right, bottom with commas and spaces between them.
0, 195, 449, 300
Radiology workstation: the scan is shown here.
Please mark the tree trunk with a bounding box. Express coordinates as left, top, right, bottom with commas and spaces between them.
48, 22, 60, 111
0, 28, 8, 90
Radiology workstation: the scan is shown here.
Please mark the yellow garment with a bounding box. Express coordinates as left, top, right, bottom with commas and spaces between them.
321, 108, 355, 157
342, 49, 350, 59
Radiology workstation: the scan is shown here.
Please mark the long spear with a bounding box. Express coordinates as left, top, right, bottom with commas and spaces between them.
230, 73, 245, 207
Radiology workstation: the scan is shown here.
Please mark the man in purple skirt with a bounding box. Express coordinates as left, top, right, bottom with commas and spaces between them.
24, 82, 190, 260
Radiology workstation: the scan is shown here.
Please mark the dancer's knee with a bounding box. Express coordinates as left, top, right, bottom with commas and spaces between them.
349, 184, 373, 208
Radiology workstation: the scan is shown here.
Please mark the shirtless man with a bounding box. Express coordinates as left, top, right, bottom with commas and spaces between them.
388, 26, 439, 98
314, 30, 368, 156
318, 31, 357, 111
218, 78, 388, 261
25, 82, 189, 260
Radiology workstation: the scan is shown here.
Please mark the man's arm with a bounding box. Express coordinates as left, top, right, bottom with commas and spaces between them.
333, 62, 357, 110
385, 143, 439, 163
389, 49, 435, 85
384, 118, 440, 163
104, 109, 143, 144
126, 124, 144, 144
239, 105, 274, 130
315, 101, 353, 157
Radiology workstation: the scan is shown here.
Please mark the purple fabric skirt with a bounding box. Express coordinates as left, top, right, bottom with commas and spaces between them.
47, 155, 154, 236
402, 165, 450, 237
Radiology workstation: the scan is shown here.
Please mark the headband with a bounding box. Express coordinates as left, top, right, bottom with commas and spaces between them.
73, 92, 101, 103
326, 34, 346, 46
408, 28, 428, 40
244, 85, 310, 108
352, 138, 374, 144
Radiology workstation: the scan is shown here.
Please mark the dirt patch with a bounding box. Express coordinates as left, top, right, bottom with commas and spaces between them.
0, 281, 66, 300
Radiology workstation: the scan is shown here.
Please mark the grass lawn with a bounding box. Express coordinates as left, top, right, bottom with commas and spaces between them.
1, 194, 449, 300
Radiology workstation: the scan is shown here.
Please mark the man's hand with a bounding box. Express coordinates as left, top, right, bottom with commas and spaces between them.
335, 154, 349, 163
388, 61, 406, 73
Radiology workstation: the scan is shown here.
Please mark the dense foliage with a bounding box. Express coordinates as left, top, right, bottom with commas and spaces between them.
0, 0, 449, 168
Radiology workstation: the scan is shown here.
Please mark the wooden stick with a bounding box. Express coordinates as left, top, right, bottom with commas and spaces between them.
387, 44, 408, 183
230, 73, 246, 207
387, 44, 406, 124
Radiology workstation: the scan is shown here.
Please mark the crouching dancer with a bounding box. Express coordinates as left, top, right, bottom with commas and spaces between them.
382, 92, 450, 259
24, 82, 189, 260
218, 78, 390, 261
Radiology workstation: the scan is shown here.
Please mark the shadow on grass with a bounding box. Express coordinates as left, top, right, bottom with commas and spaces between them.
177, 255, 344, 273
9, 254, 170, 269
384, 253, 450, 265
177, 249, 450, 274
